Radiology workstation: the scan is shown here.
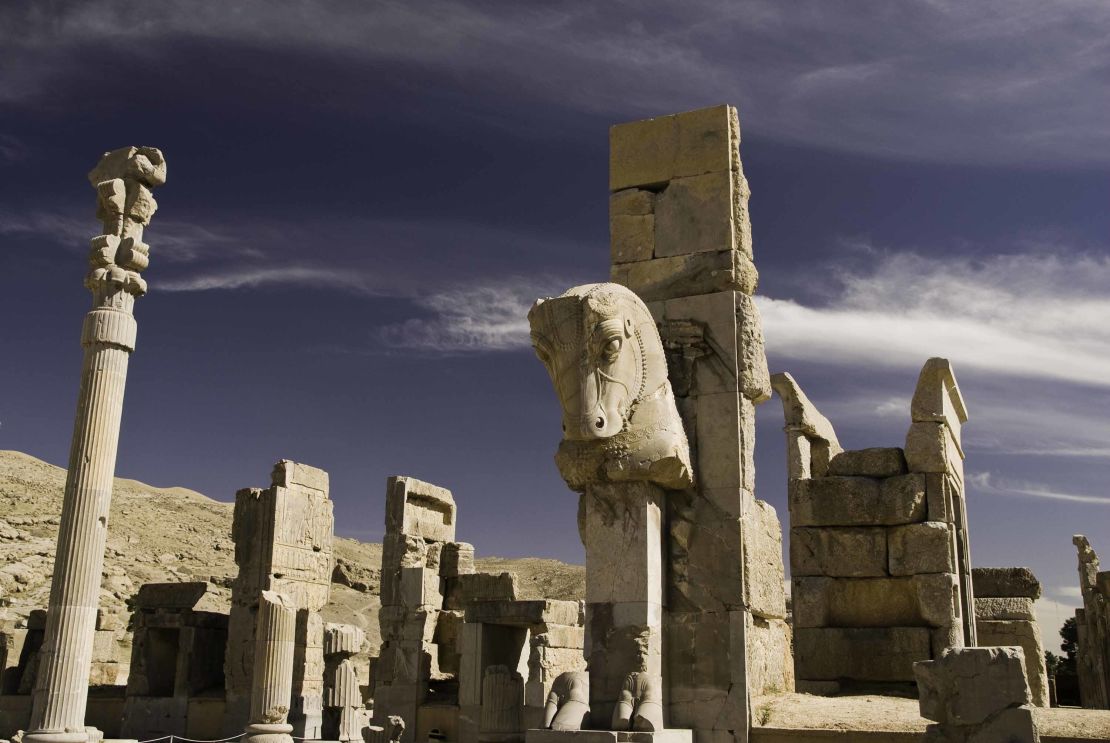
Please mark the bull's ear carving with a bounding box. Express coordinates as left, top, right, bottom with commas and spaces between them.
528, 282, 693, 491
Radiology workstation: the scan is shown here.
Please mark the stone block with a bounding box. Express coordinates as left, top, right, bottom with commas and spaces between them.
609, 104, 736, 191
273, 459, 329, 493
913, 573, 960, 628
324, 623, 365, 655
743, 499, 787, 619
910, 358, 968, 452
440, 542, 475, 577
914, 646, 1030, 725
975, 598, 1035, 622
747, 614, 794, 695
386, 475, 456, 542
655, 170, 734, 257
905, 422, 963, 479
795, 626, 931, 682
737, 293, 771, 402
581, 482, 664, 606
611, 249, 757, 303
611, 214, 655, 264
399, 567, 443, 610
975, 620, 1048, 707
464, 599, 581, 628
534, 625, 584, 649
790, 474, 925, 527
889, 522, 955, 576
661, 292, 740, 396
925, 473, 953, 524
527, 730, 692, 743
791, 574, 957, 629
444, 572, 518, 610
790, 526, 887, 578
971, 568, 1042, 599
610, 188, 655, 216
827, 448, 907, 478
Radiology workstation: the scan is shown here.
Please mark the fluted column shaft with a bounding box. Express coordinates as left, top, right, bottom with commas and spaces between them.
26, 146, 166, 743
245, 591, 297, 743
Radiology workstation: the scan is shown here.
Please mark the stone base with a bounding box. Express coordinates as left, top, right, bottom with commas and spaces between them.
243, 722, 295, 743
526, 729, 692, 743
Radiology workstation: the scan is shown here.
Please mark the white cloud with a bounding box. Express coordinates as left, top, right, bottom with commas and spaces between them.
2, 1, 1109, 165
967, 471, 1110, 506
758, 249, 1110, 388
159, 266, 383, 294
378, 278, 568, 353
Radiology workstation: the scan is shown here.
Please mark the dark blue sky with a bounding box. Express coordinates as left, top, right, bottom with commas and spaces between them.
2, 1, 1108, 637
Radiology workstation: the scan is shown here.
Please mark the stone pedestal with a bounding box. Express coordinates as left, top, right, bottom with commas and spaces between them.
526, 728, 691, 743
25, 147, 166, 743
580, 483, 664, 725
244, 591, 297, 743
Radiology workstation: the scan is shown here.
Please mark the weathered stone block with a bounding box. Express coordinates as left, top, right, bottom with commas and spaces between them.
795, 626, 931, 682
655, 170, 734, 257
906, 422, 963, 479
791, 526, 887, 578
743, 499, 786, 619
399, 567, 443, 610
444, 572, 517, 610
889, 522, 955, 576
609, 104, 736, 191
535, 625, 584, 649
611, 249, 757, 303
915, 646, 1030, 725
975, 597, 1035, 622
914, 573, 960, 628
910, 358, 968, 452
386, 475, 456, 542
737, 293, 771, 402
747, 614, 794, 696
975, 620, 1048, 707
827, 448, 907, 478
971, 568, 1042, 599
611, 214, 655, 264
790, 474, 925, 527
440, 542, 475, 577
464, 599, 580, 627
272, 459, 329, 493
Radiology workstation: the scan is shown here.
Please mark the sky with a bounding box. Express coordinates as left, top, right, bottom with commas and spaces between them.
1, 1, 1108, 644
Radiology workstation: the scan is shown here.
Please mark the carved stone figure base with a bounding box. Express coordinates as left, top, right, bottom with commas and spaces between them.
243, 722, 294, 743
23, 731, 91, 743
526, 728, 692, 743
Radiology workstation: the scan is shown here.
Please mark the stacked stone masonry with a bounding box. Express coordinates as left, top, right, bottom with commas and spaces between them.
972, 567, 1049, 707
1073, 535, 1110, 708
225, 460, 335, 737
773, 358, 975, 694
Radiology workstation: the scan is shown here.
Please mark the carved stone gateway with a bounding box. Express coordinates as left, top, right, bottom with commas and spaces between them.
26, 147, 166, 743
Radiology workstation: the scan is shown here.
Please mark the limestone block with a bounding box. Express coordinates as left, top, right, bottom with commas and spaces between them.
669, 493, 743, 611
535, 625, 585, 649
827, 448, 908, 478
465, 599, 581, 628
975, 598, 1036, 622
790, 526, 887, 578
743, 499, 787, 619
790, 474, 925, 527
795, 627, 931, 682
324, 623, 365, 656
910, 358, 968, 452
971, 568, 1042, 599
975, 621, 1048, 707
380, 534, 428, 605
273, 460, 329, 494
747, 614, 794, 695
925, 473, 954, 524
770, 373, 841, 465
792, 574, 957, 629
440, 542, 475, 577
737, 293, 771, 401
399, 567, 443, 610
610, 188, 655, 217
385, 476, 456, 542
906, 422, 964, 478
889, 522, 955, 576
654, 170, 734, 257
915, 646, 1030, 725
914, 573, 961, 628
611, 215, 655, 264
611, 249, 757, 303
444, 572, 517, 610
580, 482, 665, 604
661, 292, 740, 395
609, 104, 736, 191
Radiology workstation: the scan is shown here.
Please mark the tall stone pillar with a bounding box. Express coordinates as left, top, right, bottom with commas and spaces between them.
26, 147, 167, 743
245, 591, 298, 743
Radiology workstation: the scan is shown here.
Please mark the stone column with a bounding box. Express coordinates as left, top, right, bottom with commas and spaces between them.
26, 147, 166, 743
245, 591, 297, 743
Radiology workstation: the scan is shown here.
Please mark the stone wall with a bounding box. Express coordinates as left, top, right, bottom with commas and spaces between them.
972, 567, 1049, 707
609, 104, 792, 742
774, 359, 974, 694
1073, 535, 1110, 708
224, 460, 335, 736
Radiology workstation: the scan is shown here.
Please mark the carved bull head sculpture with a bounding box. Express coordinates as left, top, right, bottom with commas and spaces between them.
529, 283, 693, 491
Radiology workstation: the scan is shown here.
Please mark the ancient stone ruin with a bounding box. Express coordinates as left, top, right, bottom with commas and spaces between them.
771, 360, 975, 694
1073, 536, 1110, 708
5, 105, 1110, 743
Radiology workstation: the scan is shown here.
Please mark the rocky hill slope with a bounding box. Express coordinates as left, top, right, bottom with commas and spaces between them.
0, 450, 584, 653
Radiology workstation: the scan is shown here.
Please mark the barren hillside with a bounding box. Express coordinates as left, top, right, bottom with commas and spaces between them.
0, 450, 584, 653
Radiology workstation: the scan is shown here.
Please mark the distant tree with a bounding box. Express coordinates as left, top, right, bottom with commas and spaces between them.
1059, 617, 1078, 675
1045, 651, 1062, 676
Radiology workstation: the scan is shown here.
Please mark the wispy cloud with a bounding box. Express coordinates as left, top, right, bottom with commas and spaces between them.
0, 133, 28, 161
159, 265, 385, 294
378, 277, 569, 353
2, 1, 1108, 166
759, 248, 1110, 388
967, 471, 1110, 506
